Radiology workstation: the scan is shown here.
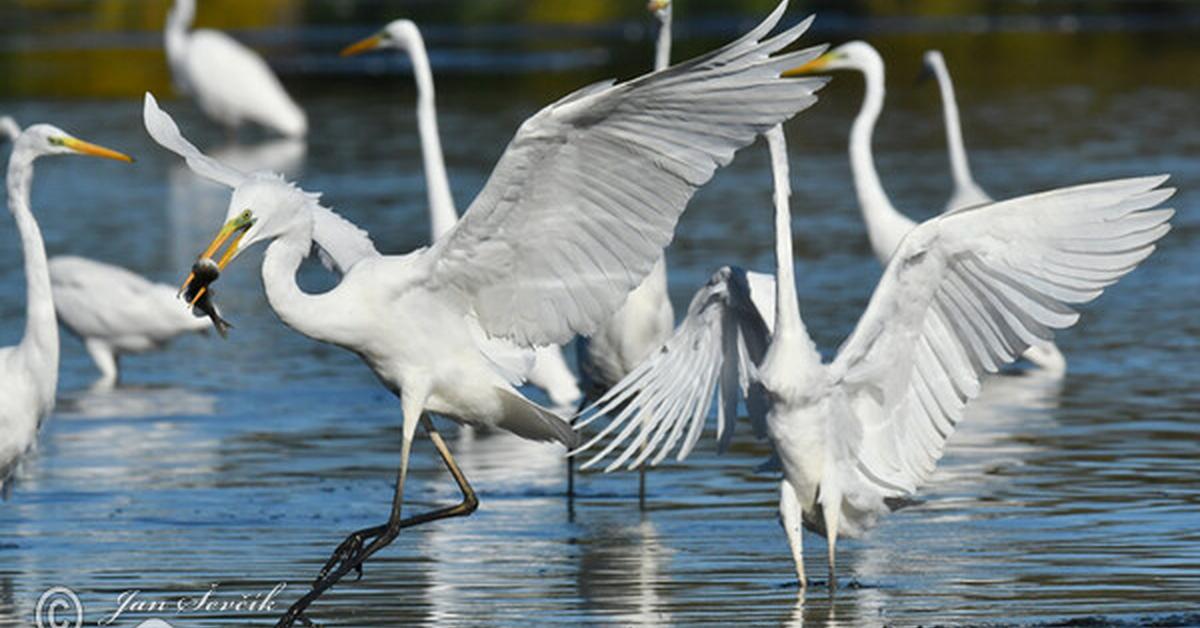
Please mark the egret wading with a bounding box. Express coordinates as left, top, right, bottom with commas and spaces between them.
0, 124, 132, 494
5, 117, 213, 390
154, 3, 827, 623
788, 42, 1067, 372
340, 19, 582, 414
574, 123, 1173, 589
165, 0, 307, 137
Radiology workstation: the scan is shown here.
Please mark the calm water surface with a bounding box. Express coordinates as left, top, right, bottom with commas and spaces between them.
1, 14, 1198, 628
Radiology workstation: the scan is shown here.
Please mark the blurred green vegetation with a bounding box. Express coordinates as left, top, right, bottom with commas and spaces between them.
0, 0, 1197, 99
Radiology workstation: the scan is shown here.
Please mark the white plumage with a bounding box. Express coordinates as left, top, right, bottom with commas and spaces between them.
922, 50, 991, 213
1, 124, 132, 494
343, 19, 582, 412
790, 41, 1067, 372
165, 0, 307, 137
49, 256, 211, 389
147, 4, 827, 620
573, 123, 1173, 588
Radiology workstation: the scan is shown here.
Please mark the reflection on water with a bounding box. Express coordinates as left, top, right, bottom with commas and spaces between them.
1, 8, 1198, 627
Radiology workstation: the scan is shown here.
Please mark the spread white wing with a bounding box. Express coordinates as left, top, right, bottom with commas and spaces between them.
426, 1, 825, 347
572, 266, 776, 471
829, 176, 1174, 497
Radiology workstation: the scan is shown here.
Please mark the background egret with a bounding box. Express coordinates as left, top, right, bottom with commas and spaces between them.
149, 4, 826, 621
341, 19, 582, 414
574, 123, 1173, 588
0, 124, 131, 494
921, 50, 990, 212
789, 41, 1067, 372
165, 0, 307, 137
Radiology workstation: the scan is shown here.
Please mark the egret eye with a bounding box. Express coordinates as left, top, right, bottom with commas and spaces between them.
48, 136, 65, 147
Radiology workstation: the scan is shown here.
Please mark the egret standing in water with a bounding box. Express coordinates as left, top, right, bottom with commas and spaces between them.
165, 0, 307, 137
0, 125, 132, 493
340, 19, 582, 414
788, 42, 1067, 372
574, 123, 1173, 589
569, 0, 680, 506
153, 4, 826, 622
4, 118, 215, 390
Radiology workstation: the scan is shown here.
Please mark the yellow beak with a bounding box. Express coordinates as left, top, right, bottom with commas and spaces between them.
783, 53, 834, 77
62, 137, 134, 162
647, 0, 670, 11
180, 217, 252, 306
341, 33, 383, 57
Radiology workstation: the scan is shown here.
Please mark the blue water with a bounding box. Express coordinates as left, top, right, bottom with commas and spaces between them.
1, 11, 1199, 628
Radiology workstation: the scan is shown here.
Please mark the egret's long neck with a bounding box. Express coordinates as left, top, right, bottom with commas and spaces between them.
765, 126, 819, 367
849, 56, 912, 262
261, 226, 330, 343
7, 150, 58, 376
401, 32, 457, 241
165, 0, 194, 85
931, 58, 977, 193
654, 8, 672, 72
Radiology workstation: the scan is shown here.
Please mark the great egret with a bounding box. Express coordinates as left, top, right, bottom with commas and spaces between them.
4, 118, 213, 390
573, 123, 1173, 589
788, 42, 1067, 372
151, 3, 826, 622
165, 0, 307, 137
570, 0, 679, 505
49, 256, 214, 389
0, 125, 132, 493
340, 19, 582, 413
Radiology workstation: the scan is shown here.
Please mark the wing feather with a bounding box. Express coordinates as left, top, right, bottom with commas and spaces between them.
830, 176, 1174, 497
427, 3, 826, 346
572, 267, 775, 471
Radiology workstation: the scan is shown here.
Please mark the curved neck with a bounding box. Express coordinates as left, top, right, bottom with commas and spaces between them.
401, 32, 457, 241
165, 0, 194, 87
7, 149, 58, 372
931, 57, 976, 193
764, 126, 818, 365
654, 8, 672, 72
261, 228, 331, 343
849, 58, 912, 261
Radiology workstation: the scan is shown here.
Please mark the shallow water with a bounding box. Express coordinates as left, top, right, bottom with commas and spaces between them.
1, 8, 1199, 628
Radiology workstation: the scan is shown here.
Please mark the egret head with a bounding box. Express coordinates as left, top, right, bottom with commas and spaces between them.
917, 50, 945, 84
189, 175, 314, 277
648, 0, 671, 21
784, 41, 881, 76
10, 124, 132, 162
340, 20, 422, 57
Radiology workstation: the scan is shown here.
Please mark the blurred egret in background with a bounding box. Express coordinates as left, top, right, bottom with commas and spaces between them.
153, 2, 826, 621
165, 0, 307, 137
788, 42, 1067, 372
920, 50, 990, 212
341, 19, 583, 415
0, 124, 131, 494
574, 122, 1173, 589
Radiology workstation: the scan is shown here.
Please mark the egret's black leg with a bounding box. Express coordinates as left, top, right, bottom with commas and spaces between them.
275, 416, 478, 628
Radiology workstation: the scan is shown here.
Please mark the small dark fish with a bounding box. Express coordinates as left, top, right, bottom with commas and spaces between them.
186, 257, 232, 338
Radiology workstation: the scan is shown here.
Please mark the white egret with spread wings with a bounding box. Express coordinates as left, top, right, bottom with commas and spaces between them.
789, 42, 1067, 372
573, 124, 1173, 589
0, 125, 132, 494
148, 4, 826, 623
165, 0, 307, 137
340, 19, 582, 413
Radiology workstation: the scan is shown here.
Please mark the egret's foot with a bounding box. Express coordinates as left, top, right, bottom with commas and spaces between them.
315, 525, 384, 586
